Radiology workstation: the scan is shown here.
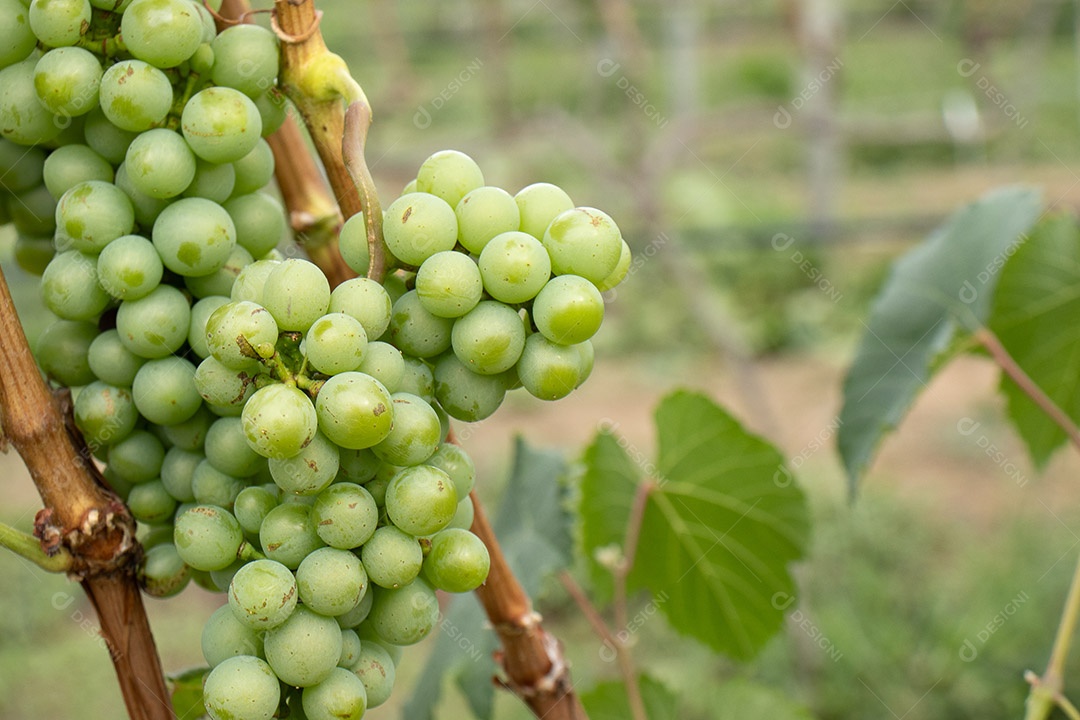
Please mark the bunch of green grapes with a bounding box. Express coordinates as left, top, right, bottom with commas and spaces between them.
0, 0, 629, 717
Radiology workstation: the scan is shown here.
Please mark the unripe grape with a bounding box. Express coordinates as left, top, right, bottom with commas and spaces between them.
432, 353, 507, 422
233, 485, 277, 535
203, 655, 280, 720
228, 558, 297, 629
415, 250, 483, 318
386, 290, 453, 358
261, 258, 331, 332
596, 238, 632, 291
132, 357, 203, 425
542, 207, 623, 285
451, 300, 526, 375
302, 666, 367, 720
0, 0, 37, 69
55, 180, 135, 253
356, 341, 404, 393
385, 464, 457, 537
231, 138, 274, 195
202, 604, 264, 667
315, 371, 393, 450
231, 259, 280, 305
225, 192, 285, 257
173, 504, 243, 572
269, 430, 339, 496
139, 543, 190, 597
372, 393, 441, 467
423, 528, 490, 593
304, 313, 368, 376
206, 300, 277, 369
416, 149, 484, 208
426, 442, 476, 498
185, 244, 254, 299
242, 383, 318, 459
382, 192, 458, 267
108, 429, 165, 484
29, 0, 91, 48
182, 87, 263, 164
123, 128, 197, 199
514, 182, 573, 239
259, 502, 324, 569
115, 284, 191, 359
99, 60, 173, 132
337, 211, 370, 276
532, 274, 604, 345
478, 231, 551, 304
368, 579, 440, 646
311, 482, 378, 549
33, 46, 101, 118
161, 447, 201, 502
456, 185, 520, 254
211, 24, 279, 98
350, 641, 395, 707
153, 197, 237, 277
128, 479, 177, 524
74, 381, 137, 447
43, 145, 111, 199
296, 546, 368, 616
184, 158, 236, 203
37, 319, 98, 386
360, 525, 422, 589
96, 234, 163, 301
121, 0, 203, 69
264, 605, 343, 687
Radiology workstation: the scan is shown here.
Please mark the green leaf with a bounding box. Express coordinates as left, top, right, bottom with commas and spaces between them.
989, 213, 1080, 467
168, 666, 209, 720
838, 186, 1042, 491
402, 437, 573, 720
580, 430, 643, 599
580, 675, 680, 720
708, 679, 816, 720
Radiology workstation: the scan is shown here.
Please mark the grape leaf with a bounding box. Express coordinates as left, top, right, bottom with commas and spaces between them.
168, 666, 209, 720
402, 437, 573, 720
708, 679, 816, 719
580, 675, 680, 720
838, 186, 1042, 491
989, 214, 1080, 467
580, 431, 642, 600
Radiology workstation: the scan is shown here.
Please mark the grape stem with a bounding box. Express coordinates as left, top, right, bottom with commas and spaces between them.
0, 520, 73, 573
343, 100, 391, 283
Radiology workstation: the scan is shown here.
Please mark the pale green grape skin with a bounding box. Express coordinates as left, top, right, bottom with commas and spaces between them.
203, 655, 280, 720
202, 604, 264, 667
451, 300, 526, 375
206, 300, 278, 369
350, 640, 395, 708
73, 381, 137, 447
259, 502, 324, 569
115, 284, 191, 359
0, 0, 36, 69
398, 356, 434, 403
206, 416, 265, 478
83, 107, 137, 164
455, 185, 520, 254
261, 258, 331, 332
159, 404, 215, 450
127, 479, 177, 524
447, 496, 475, 530
311, 482, 378, 549
96, 234, 163, 300
185, 244, 254, 299
132, 357, 202, 425
231, 138, 274, 195
337, 211, 370, 276
382, 192, 458, 267
338, 629, 362, 668
42, 144, 112, 199
152, 197, 237, 277
193, 356, 257, 409
211, 24, 279, 97
532, 274, 604, 345
98, 60, 173, 132
0, 61, 62, 146
252, 88, 287, 137
516, 333, 583, 401
423, 528, 490, 593
356, 341, 404, 393
368, 579, 439, 646
184, 158, 235, 203
360, 525, 422, 589
336, 448, 379, 484
361, 465, 394, 508
415, 250, 483, 318
386, 290, 453, 359
139, 542, 190, 596
182, 86, 263, 164
415, 149, 484, 208
372, 393, 441, 467
233, 485, 277, 535
33, 47, 101, 117
108, 429, 164, 484
28, 0, 90, 48
302, 666, 368, 720
228, 558, 297, 630
385, 464, 457, 537
120, 0, 203, 69
336, 588, 373, 629
36, 319, 98, 386
242, 383, 318, 460
304, 313, 368, 376
55, 180, 135, 254
514, 182, 573, 240
225, 192, 285, 257
477, 230, 551, 304
432, 353, 506, 422
296, 546, 368, 616
596, 238, 631, 291
231, 259, 279, 305
173, 504, 243, 572
315, 371, 393, 450
160, 447, 201, 502
269, 430, 340, 496
426, 443, 476, 498
264, 605, 343, 687
114, 162, 173, 228
542, 206, 623, 284
123, 128, 197, 199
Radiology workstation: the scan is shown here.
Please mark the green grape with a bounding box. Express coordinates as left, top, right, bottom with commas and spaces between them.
202, 604, 264, 667
415, 250, 482, 318
234, 484, 277, 534
337, 448, 379, 484
352, 341, 404, 393
302, 667, 367, 720
532, 274, 604, 345
386, 290, 453, 358
415, 149, 484, 208
55, 180, 135, 253
228, 558, 297, 629
382, 192, 458, 267
208, 560, 245, 596
514, 182, 573, 240
32, 47, 101, 117
140, 524, 175, 550
42, 144, 112, 199
161, 447, 201, 502
447, 495, 475, 530
182, 87, 262, 164
0, 0, 36, 69
426, 442, 476, 498
96, 234, 163, 300
304, 313, 368, 376
350, 641, 394, 708
242, 383, 318, 459
368, 579, 439, 646
14, 235, 55, 275
185, 244, 254, 299
328, 277, 391, 341
194, 356, 257, 409
103, 465, 134, 501
423, 528, 490, 593
206, 300, 278, 369
261, 258, 330, 332
372, 393, 440, 467
231, 258, 279, 305
206, 416, 265, 477
211, 24, 279, 98
230, 138, 274, 195
115, 284, 191, 359
360, 525, 422, 589
153, 197, 237, 277
189, 296, 232, 359
542, 206, 623, 284
311, 482, 378, 549
451, 300, 526, 375
192, 460, 246, 508
139, 542, 190, 596
160, 404, 215, 450
132, 357, 202, 425
108, 429, 165, 484
432, 353, 506, 422
338, 628, 361, 668
516, 333, 584, 401
360, 464, 394, 507
400, 178, 417, 194
224, 192, 285, 257
114, 162, 173, 227
252, 88, 287, 138
173, 504, 243, 571
337, 211, 369, 276
120, 0, 202, 68
36, 319, 97, 386
203, 655, 280, 720
335, 588, 373, 629
596, 238, 631, 291
477, 230, 551, 304
123, 128, 196, 199
296, 546, 368, 617
0, 60, 62, 146
83, 106, 137, 164
382, 272, 409, 304
398, 356, 434, 403
74, 381, 137, 447
184, 158, 236, 202
314, 371, 393, 450
269, 430, 339, 496
258, 502, 324, 569
29, 0, 90, 47
98, 60, 173, 132
127, 479, 177, 524
9, 185, 57, 236
385, 464, 457, 536
455, 185, 520, 254
264, 605, 343, 687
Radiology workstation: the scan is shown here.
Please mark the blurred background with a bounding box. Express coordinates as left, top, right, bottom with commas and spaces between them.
6, 0, 1080, 717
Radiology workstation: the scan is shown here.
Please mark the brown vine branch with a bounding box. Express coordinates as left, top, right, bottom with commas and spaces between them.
0, 266, 173, 720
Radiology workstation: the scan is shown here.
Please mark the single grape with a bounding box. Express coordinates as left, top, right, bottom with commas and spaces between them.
0, 60, 62, 146
36, 319, 98, 386
42, 144, 112, 199
206, 300, 278, 369
114, 161, 173, 228
336, 588, 373, 629
224, 192, 285, 257
0, 0, 36, 69
242, 383, 318, 459
269, 430, 340, 496
233, 485, 278, 535
338, 628, 362, 668
73, 381, 137, 447
311, 482, 378, 550
371, 393, 440, 467
415, 149, 484, 208
360, 525, 422, 589
230, 138, 274, 195
123, 128, 196, 199
186, 244, 254, 299
415, 250, 482, 318
206, 416, 265, 477
596, 238, 631, 291
211, 24, 279, 98
184, 158, 236, 202
261, 258, 331, 332
108, 429, 165, 484
258, 502, 324, 569
542, 206, 623, 284
115, 284, 191, 359
29, 0, 90, 47
477, 230, 551, 304
385, 464, 457, 536
228, 558, 297, 630
447, 495, 475, 530
350, 640, 395, 708
153, 197, 237, 277
368, 579, 439, 646
202, 604, 264, 667
192, 460, 246, 508
82, 106, 138, 164
96, 234, 163, 300
516, 333, 584, 401
386, 290, 453, 358
314, 371, 393, 450
193, 356, 257, 410
356, 341, 404, 393
337, 211, 369, 276
161, 447, 201, 502
304, 313, 368, 376
127, 479, 178, 524
432, 352, 506, 422
230, 259, 280, 305
53, 180, 134, 254
532, 274, 604, 345
296, 546, 368, 617
336, 448, 380, 484
202, 655, 280, 720
398, 356, 434, 403
302, 666, 367, 720
264, 605, 343, 687
182, 87, 262, 164
33, 46, 101, 117
455, 185, 520, 254
514, 182, 573, 239
120, 0, 202, 68
423, 528, 490, 593
173, 504, 243, 572
98, 60, 173, 132
159, 404, 215, 450
132, 357, 202, 425
426, 442, 476, 498
451, 300, 526, 375
382, 192, 458, 267
139, 542, 190, 596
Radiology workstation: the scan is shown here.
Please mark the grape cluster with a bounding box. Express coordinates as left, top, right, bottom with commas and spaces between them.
0, 0, 629, 717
